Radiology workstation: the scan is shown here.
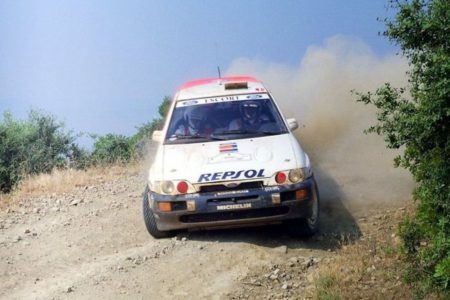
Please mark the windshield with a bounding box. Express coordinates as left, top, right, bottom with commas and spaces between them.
165, 94, 288, 144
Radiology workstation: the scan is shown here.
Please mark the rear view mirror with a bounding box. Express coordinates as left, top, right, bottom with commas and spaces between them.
152, 130, 163, 142
286, 118, 299, 131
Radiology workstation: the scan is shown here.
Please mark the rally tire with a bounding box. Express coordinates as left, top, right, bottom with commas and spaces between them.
142, 188, 174, 239
285, 178, 320, 237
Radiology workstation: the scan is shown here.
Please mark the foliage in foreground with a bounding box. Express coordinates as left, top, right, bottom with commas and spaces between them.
355, 0, 449, 295
0, 111, 82, 193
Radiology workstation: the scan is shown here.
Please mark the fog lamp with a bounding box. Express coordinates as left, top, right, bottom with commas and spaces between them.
275, 172, 286, 184
177, 181, 188, 194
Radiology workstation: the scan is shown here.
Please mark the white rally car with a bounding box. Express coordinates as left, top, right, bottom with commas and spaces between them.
143, 76, 319, 238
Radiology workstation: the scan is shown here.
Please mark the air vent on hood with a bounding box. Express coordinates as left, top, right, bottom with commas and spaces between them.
224, 82, 248, 90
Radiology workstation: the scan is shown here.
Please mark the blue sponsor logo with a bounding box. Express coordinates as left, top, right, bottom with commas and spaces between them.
246, 94, 263, 99
198, 169, 265, 182
182, 100, 199, 106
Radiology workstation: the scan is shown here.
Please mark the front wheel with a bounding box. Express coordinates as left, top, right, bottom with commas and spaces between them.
142, 187, 174, 239
285, 178, 320, 237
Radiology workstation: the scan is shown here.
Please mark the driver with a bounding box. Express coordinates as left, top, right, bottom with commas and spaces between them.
175, 106, 211, 136
229, 101, 267, 131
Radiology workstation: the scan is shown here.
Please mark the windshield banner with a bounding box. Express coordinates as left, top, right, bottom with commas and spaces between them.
176, 93, 268, 107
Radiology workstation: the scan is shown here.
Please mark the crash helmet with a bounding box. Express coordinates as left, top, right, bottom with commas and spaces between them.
240, 101, 261, 124
184, 106, 205, 131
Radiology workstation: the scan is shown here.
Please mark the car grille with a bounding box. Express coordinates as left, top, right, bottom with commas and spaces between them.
179, 206, 289, 223
199, 181, 264, 193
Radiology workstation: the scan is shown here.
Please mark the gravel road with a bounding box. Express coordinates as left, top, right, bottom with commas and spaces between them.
0, 168, 408, 300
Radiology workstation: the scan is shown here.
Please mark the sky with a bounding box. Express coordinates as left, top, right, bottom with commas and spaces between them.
0, 1, 400, 146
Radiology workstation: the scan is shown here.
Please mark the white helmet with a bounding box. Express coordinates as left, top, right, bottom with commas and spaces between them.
184, 106, 205, 131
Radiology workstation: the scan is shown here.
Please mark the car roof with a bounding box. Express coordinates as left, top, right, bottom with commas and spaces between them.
175, 76, 268, 101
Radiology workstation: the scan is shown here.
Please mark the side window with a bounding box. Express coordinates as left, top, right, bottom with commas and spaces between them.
166, 109, 185, 137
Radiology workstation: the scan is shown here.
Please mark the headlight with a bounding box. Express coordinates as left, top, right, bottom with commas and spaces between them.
149, 180, 194, 195
270, 167, 312, 185
160, 181, 175, 194
289, 167, 312, 183
289, 168, 305, 183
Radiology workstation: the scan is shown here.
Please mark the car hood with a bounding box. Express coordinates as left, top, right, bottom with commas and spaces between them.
151, 133, 307, 184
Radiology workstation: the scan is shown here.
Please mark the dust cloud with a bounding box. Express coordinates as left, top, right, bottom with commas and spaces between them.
226, 35, 414, 209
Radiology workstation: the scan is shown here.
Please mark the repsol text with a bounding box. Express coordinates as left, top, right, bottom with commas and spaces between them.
198, 169, 265, 183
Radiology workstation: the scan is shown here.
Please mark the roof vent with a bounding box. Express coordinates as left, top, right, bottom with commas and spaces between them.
224, 82, 248, 90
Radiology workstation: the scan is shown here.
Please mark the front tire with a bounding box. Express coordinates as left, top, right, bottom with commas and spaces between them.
142, 187, 174, 239
285, 178, 320, 237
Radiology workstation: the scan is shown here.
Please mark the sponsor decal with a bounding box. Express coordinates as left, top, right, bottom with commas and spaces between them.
216, 190, 249, 196
178, 193, 200, 199
181, 100, 199, 106
216, 203, 252, 211
219, 142, 238, 153
246, 94, 264, 99
198, 169, 265, 183
265, 186, 280, 192
204, 96, 239, 103
176, 94, 269, 107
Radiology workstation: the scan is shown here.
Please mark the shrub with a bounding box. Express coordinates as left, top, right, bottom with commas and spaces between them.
0, 110, 81, 192
0, 97, 173, 192
91, 134, 133, 165
355, 0, 449, 295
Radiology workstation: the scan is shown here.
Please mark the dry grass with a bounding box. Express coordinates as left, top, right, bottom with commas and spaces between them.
0, 163, 144, 209
18, 164, 143, 196
0, 192, 14, 209
314, 241, 410, 300
313, 207, 418, 300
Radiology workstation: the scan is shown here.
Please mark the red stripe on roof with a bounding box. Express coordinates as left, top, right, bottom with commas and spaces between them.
177, 76, 260, 91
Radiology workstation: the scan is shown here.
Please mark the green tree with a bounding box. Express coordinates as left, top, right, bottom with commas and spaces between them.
355, 0, 449, 295
158, 96, 171, 120
0, 110, 80, 192
91, 134, 132, 165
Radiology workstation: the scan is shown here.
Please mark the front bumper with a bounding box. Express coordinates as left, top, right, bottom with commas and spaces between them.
147, 177, 317, 231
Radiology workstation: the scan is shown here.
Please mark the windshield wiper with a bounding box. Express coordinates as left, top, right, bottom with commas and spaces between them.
259, 130, 281, 135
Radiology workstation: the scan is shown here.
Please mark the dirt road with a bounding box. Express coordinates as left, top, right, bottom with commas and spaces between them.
0, 168, 409, 300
